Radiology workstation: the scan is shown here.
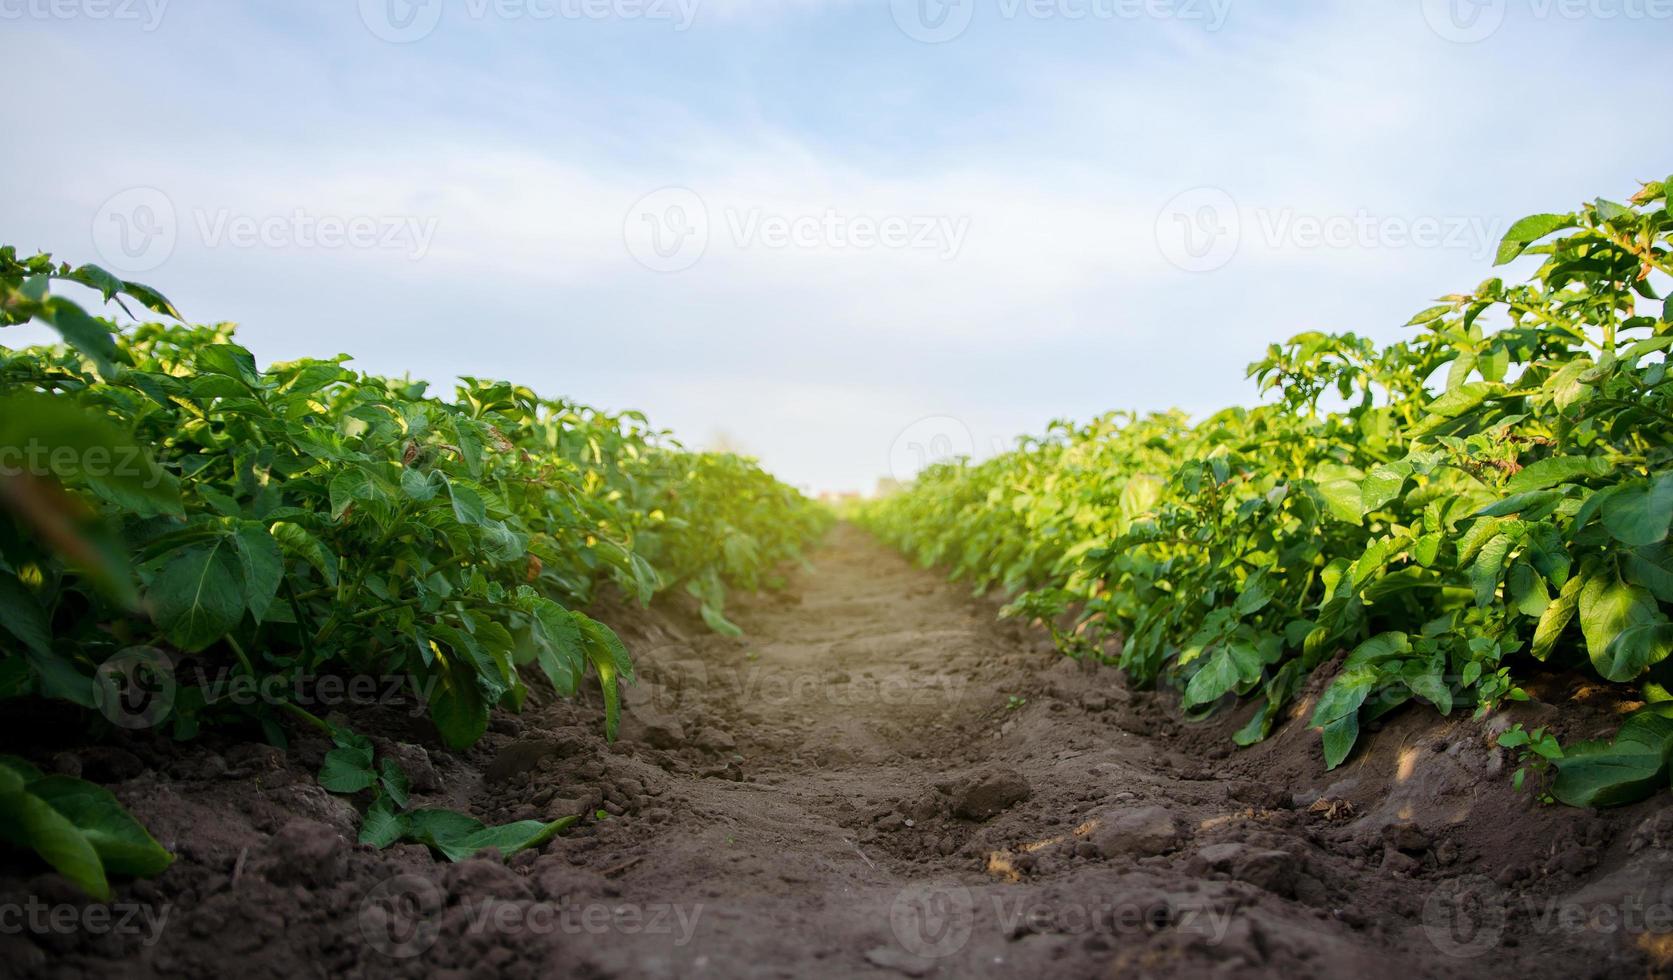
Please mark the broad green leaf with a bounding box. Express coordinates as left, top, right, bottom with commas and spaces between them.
1580, 568, 1673, 681
359, 796, 406, 849
1311, 665, 1377, 726
27, 776, 173, 877
1505, 455, 1612, 495
429, 656, 489, 751
1600, 473, 1673, 547
271, 522, 338, 587
0, 786, 109, 901
232, 524, 284, 623
1551, 713, 1673, 808
1233, 570, 1274, 616
574, 613, 634, 741
1495, 212, 1576, 265
149, 539, 245, 652
445, 478, 487, 526
1532, 574, 1583, 661
1320, 713, 1360, 770
318, 747, 377, 794
1361, 463, 1411, 513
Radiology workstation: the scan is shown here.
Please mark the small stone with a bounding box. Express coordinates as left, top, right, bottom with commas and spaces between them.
1088, 805, 1186, 859
951, 769, 1032, 821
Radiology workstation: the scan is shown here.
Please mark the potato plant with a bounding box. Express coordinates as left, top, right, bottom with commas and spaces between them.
0, 247, 829, 886
861, 180, 1673, 802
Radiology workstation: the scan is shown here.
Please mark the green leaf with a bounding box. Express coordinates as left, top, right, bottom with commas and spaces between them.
1405, 304, 1453, 327
1532, 574, 1583, 661
1183, 648, 1241, 709
0, 784, 110, 901
528, 600, 584, 696
1580, 567, 1673, 682
1550, 713, 1673, 808
1320, 712, 1360, 770
26, 776, 173, 877
429, 656, 489, 751
1405, 664, 1453, 716
378, 758, 411, 810
699, 602, 743, 638
1600, 473, 1673, 547
445, 478, 487, 526
359, 796, 407, 849
329, 467, 386, 521
37, 297, 124, 378
232, 525, 284, 623
398, 808, 580, 862
318, 747, 377, 794
574, 613, 634, 741
1316, 477, 1366, 524
1505, 455, 1611, 495
1470, 534, 1514, 608
1422, 382, 1496, 421
1233, 570, 1274, 616
1495, 213, 1576, 265
1311, 665, 1378, 726
1361, 463, 1411, 513
196, 344, 261, 386
149, 539, 246, 652
271, 522, 339, 587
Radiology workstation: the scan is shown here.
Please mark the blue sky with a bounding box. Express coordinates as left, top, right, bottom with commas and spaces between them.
2, 0, 1670, 492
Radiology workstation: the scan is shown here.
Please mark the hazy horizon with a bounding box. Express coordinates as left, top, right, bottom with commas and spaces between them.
3, 0, 1670, 493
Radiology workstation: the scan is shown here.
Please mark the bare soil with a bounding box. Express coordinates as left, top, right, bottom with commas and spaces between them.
3, 523, 1672, 978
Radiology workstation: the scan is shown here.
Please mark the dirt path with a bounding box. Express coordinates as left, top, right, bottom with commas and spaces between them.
4, 524, 1670, 978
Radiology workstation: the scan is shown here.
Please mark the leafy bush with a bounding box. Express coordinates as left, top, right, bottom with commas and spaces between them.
861, 180, 1673, 792
0, 245, 828, 888
0, 248, 827, 748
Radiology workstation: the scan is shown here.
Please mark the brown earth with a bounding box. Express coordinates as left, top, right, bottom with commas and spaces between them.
3, 522, 1672, 979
